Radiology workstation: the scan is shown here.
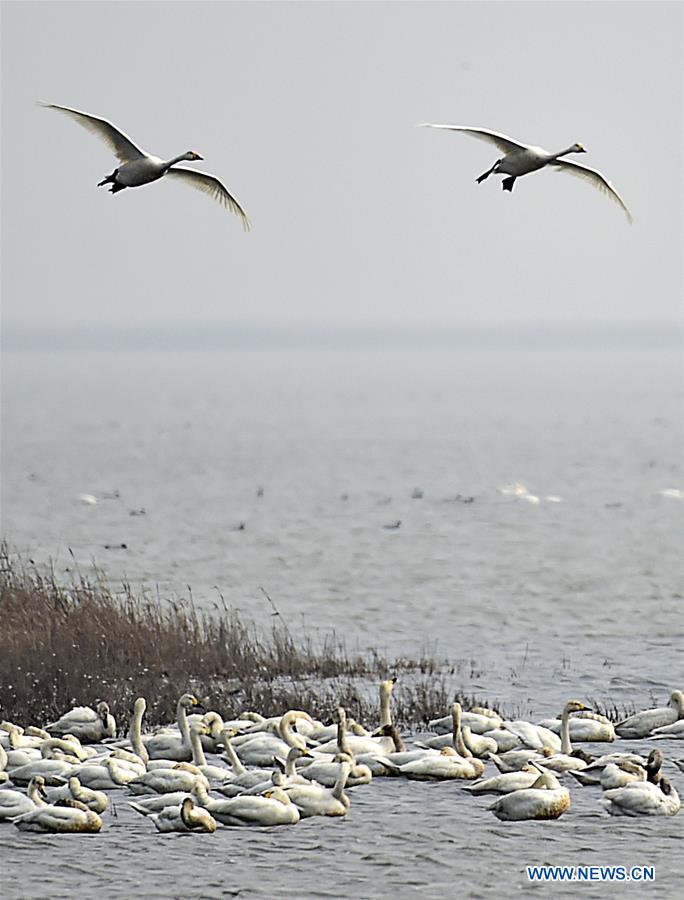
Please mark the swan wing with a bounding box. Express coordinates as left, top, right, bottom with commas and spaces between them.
418, 125, 529, 155
165, 167, 251, 230
39, 103, 146, 163
551, 158, 633, 224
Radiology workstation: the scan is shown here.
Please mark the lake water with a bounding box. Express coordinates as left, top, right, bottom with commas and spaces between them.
1, 344, 682, 896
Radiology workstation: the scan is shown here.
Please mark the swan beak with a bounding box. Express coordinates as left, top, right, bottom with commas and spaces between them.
577, 144, 587, 153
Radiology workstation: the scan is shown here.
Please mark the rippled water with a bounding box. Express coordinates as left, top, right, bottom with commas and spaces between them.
1, 345, 683, 896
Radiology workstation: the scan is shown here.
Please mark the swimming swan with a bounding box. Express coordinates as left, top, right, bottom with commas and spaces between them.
615, 690, 684, 739
284, 760, 351, 817
488, 767, 571, 821
419, 124, 633, 222
145, 694, 203, 761
13, 798, 103, 833
40, 103, 251, 229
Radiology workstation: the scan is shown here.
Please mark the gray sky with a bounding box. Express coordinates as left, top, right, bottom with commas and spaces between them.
2, 1, 682, 343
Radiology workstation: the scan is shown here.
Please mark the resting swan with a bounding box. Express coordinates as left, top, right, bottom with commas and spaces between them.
141, 797, 217, 833
45, 701, 116, 743
464, 764, 548, 796
615, 690, 684, 738
419, 124, 633, 222
531, 700, 591, 773
40, 103, 250, 229
488, 767, 571, 821
0, 776, 48, 821
601, 777, 680, 817
284, 760, 351, 817
193, 783, 300, 826
44, 776, 109, 813
145, 694, 203, 761
14, 798, 103, 833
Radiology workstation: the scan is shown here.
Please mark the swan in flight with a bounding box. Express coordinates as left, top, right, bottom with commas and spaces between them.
419, 124, 633, 223
40, 103, 251, 230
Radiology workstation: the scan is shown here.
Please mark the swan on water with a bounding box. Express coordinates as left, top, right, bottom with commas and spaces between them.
428, 705, 502, 736
315, 707, 399, 777
193, 782, 301, 826
601, 777, 681, 817
138, 797, 217, 833
44, 776, 109, 813
46, 701, 116, 743
419, 124, 633, 222
464, 764, 548, 796
13, 798, 103, 833
646, 720, 684, 740
530, 700, 591, 773
232, 711, 314, 768
145, 694, 203, 761
40, 103, 251, 230
615, 690, 684, 739
284, 760, 352, 818
127, 763, 209, 796
536, 710, 616, 743
0, 776, 48, 821
372, 724, 441, 767
400, 746, 484, 781
488, 766, 571, 821
70, 755, 141, 790
570, 748, 663, 787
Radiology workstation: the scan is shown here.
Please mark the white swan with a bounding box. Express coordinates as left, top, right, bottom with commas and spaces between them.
46, 701, 116, 742
601, 777, 680, 817
464, 764, 547, 796
13, 798, 103, 833
234, 711, 313, 767
419, 124, 632, 222
8, 747, 75, 785
371, 724, 440, 767
598, 761, 647, 790
428, 705, 502, 736
488, 749, 545, 773
70, 755, 140, 790
40, 102, 250, 230
127, 763, 209, 796
44, 776, 109, 813
615, 690, 684, 738
647, 720, 684, 740
488, 768, 571, 821
146, 694, 202, 761
187, 724, 234, 788
537, 710, 616, 743
400, 746, 484, 781
533, 700, 591, 773
284, 760, 352, 818
141, 797, 217, 833
570, 748, 663, 787
193, 782, 300, 826
0, 776, 47, 821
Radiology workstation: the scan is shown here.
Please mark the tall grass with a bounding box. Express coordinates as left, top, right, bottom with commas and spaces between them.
0, 544, 483, 732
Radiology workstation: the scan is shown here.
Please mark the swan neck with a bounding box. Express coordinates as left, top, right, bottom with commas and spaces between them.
129, 702, 149, 765
164, 154, 189, 170
285, 752, 298, 777
452, 706, 469, 757
280, 713, 305, 750
560, 705, 573, 755
177, 700, 191, 745
337, 714, 353, 758
220, 731, 246, 774
332, 764, 349, 800
379, 684, 392, 727
551, 146, 577, 161
190, 729, 207, 767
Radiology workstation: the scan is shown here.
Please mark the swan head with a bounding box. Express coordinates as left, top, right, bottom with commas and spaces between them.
185, 151, 203, 161
563, 699, 591, 715
179, 694, 202, 711
571, 143, 586, 153
95, 701, 111, 721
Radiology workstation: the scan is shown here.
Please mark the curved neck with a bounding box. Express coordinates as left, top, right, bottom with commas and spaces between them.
332, 764, 350, 800
336, 710, 353, 758
192, 781, 212, 806
279, 713, 306, 750
389, 726, 405, 753
220, 730, 246, 774
452, 704, 469, 757
28, 779, 48, 807
560, 705, 573, 756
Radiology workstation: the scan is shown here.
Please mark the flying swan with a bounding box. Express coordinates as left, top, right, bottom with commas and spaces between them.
419, 124, 633, 223
39, 103, 251, 229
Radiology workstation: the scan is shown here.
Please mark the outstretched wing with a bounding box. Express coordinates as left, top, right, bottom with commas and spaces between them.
165, 167, 251, 230
418, 124, 528, 155
39, 102, 146, 163
551, 158, 633, 224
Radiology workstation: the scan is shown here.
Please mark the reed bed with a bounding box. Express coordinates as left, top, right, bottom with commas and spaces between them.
0, 544, 485, 732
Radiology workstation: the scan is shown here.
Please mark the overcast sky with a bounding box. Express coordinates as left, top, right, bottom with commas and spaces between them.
2, 1, 682, 343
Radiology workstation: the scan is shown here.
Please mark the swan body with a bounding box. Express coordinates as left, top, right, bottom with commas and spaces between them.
647, 720, 684, 739
44, 777, 109, 813
464, 766, 545, 796
127, 765, 209, 796
503, 720, 562, 752
284, 761, 351, 817
400, 747, 484, 780
601, 778, 680, 817
598, 762, 647, 790
70, 756, 140, 790
143, 797, 217, 833
40, 103, 250, 229
428, 707, 502, 736
298, 752, 372, 788
536, 713, 615, 743
488, 770, 571, 821
571, 748, 663, 786
14, 798, 103, 833
420, 124, 632, 222
488, 750, 545, 773
615, 691, 684, 738
234, 711, 313, 766
0, 777, 47, 820
481, 729, 521, 753
8, 753, 74, 786
146, 694, 202, 761
46, 702, 116, 743
194, 783, 300, 826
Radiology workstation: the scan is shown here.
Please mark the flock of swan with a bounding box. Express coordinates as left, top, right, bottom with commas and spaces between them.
40, 103, 633, 225
1, 682, 681, 834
